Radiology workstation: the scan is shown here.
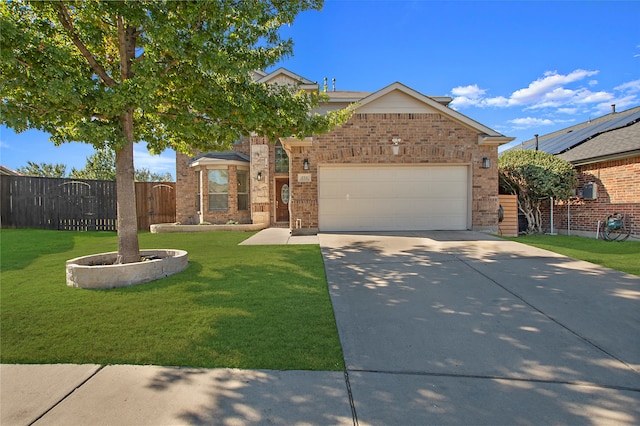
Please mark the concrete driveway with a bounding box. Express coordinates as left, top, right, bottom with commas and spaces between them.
320, 231, 640, 425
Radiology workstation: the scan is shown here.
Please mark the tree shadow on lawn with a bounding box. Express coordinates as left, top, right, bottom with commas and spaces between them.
0, 229, 80, 271
100, 248, 343, 371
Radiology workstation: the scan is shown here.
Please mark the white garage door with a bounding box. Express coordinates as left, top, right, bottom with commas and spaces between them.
318, 165, 469, 231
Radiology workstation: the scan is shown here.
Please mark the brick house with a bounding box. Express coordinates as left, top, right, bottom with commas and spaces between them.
508, 105, 640, 239
175, 68, 514, 234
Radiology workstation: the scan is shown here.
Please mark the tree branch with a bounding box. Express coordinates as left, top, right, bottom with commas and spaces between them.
54, 2, 118, 87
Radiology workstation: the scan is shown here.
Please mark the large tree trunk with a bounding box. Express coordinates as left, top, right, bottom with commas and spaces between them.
517, 195, 543, 234
115, 109, 140, 263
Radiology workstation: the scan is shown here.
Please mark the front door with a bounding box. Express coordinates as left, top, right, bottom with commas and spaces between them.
276, 179, 290, 223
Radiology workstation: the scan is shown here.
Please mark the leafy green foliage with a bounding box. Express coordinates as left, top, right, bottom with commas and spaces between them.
0, 0, 349, 154
16, 149, 172, 181
499, 150, 576, 233
16, 161, 67, 177
134, 168, 173, 182
0, 229, 344, 370
69, 147, 116, 180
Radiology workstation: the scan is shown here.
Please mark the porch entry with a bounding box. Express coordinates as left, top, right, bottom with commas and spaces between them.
275, 178, 290, 223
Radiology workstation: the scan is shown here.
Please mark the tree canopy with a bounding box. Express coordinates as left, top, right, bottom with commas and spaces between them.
16, 161, 67, 178
499, 150, 576, 234
1, 0, 351, 262
1, 1, 349, 153
16, 149, 172, 182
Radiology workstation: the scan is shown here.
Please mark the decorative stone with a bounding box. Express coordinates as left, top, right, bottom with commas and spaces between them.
149, 223, 268, 233
66, 249, 188, 289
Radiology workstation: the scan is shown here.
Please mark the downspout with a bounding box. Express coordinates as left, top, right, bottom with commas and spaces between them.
567, 202, 571, 236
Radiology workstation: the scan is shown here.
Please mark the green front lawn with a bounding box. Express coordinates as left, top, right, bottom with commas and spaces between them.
0, 229, 344, 370
502, 234, 640, 277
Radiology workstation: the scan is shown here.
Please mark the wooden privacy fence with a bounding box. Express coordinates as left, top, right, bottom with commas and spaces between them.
498, 194, 518, 237
0, 176, 175, 231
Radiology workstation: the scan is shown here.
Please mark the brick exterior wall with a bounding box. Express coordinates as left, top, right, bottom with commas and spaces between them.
288, 113, 500, 233
176, 136, 283, 225
175, 112, 502, 233
540, 156, 639, 239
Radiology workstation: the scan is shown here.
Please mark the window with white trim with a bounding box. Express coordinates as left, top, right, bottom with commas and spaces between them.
208, 169, 228, 211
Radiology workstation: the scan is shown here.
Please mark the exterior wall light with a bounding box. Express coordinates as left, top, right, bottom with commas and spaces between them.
481, 157, 491, 169
257, 171, 262, 181
303, 158, 310, 170
392, 137, 401, 155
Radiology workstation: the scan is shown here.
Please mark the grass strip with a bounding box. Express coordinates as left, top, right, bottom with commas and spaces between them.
0, 229, 344, 370
501, 234, 640, 276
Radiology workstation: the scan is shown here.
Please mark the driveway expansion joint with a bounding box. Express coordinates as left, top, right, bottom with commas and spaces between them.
27, 364, 105, 426
346, 368, 640, 393
343, 370, 359, 426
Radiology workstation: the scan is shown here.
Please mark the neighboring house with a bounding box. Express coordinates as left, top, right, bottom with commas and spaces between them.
175, 68, 514, 234
0, 166, 20, 176
507, 105, 640, 239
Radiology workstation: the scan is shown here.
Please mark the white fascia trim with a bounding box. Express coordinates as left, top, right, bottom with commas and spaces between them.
479, 135, 516, 146
190, 159, 249, 168
279, 136, 313, 148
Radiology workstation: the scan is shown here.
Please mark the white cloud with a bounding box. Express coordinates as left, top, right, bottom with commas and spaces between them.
508, 117, 555, 130
557, 107, 578, 115
134, 146, 175, 178
595, 95, 638, 114
449, 84, 487, 108
509, 69, 599, 106
615, 79, 640, 93
450, 69, 606, 111
574, 89, 614, 104
450, 84, 485, 98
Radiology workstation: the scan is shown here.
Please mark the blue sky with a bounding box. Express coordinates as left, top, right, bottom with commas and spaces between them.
1, 0, 639, 178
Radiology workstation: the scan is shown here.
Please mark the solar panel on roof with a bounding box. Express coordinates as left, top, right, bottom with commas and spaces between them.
523, 111, 640, 154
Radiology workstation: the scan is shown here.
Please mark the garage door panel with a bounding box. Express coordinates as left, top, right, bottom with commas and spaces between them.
319, 165, 468, 231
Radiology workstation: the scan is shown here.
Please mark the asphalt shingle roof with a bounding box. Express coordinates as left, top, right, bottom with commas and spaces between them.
191, 151, 249, 163
558, 121, 640, 163
505, 106, 640, 163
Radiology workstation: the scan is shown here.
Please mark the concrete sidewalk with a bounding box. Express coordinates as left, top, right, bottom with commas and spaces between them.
239, 227, 319, 245
0, 365, 353, 425
2, 230, 639, 425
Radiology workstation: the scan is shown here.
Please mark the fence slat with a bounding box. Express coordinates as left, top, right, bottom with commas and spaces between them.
1, 176, 175, 231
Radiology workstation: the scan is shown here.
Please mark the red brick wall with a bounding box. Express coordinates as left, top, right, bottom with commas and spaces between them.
176, 113, 502, 232
289, 113, 499, 232
175, 139, 254, 225
540, 156, 639, 238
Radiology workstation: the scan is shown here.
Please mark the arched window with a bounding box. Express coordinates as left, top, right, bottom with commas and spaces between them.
275, 141, 289, 173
